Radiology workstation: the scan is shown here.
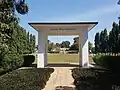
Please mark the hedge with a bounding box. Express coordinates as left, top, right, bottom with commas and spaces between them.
0, 54, 24, 75
72, 68, 120, 90
0, 54, 35, 76
1, 54, 24, 70
0, 68, 54, 90
93, 55, 120, 72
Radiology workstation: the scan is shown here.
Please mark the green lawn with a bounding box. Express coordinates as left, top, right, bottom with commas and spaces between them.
48, 54, 79, 64
34, 53, 93, 64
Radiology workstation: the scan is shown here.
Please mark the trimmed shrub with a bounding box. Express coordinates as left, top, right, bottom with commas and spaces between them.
72, 68, 120, 90
23, 55, 35, 66
93, 54, 106, 66
0, 68, 54, 90
0, 68, 9, 76
93, 55, 120, 72
1, 54, 24, 70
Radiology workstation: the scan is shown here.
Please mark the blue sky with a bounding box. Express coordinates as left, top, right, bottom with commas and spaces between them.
18, 0, 120, 45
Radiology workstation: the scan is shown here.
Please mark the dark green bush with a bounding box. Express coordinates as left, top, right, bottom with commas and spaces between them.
1, 54, 23, 70
0, 68, 9, 76
72, 68, 120, 90
93, 55, 106, 66
23, 55, 35, 66
0, 68, 54, 90
93, 55, 120, 72
0, 54, 24, 76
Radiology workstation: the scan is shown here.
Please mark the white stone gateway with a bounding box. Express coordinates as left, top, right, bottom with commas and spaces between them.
28, 22, 98, 68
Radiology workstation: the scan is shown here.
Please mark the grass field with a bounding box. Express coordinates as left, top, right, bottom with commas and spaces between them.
48, 54, 79, 64
34, 53, 93, 64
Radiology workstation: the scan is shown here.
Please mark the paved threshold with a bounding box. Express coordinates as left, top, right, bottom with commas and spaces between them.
43, 67, 75, 90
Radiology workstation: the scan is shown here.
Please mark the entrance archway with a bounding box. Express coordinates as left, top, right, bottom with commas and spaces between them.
47, 35, 79, 66
28, 22, 98, 68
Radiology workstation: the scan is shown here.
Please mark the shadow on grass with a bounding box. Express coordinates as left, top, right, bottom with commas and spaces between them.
72, 68, 120, 90
55, 86, 75, 90
29, 63, 37, 67
47, 63, 79, 67
22, 63, 37, 68
22, 63, 80, 68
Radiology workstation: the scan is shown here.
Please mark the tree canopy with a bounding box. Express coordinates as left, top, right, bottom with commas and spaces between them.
60, 41, 70, 48
94, 21, 120, 55
0, 0, 29, 60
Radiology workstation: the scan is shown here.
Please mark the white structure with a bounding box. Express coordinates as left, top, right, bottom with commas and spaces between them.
29, 22, 98, 68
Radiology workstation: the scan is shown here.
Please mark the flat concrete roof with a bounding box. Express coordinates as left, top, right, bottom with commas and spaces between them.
28, 21, 98, 32
28, 22, 98, 25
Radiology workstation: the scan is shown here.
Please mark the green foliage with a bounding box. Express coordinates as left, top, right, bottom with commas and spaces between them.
69, 37, 93, 53
99, 25, 108, 53
60, 41, 70, 48
48, 42, 55, 52
23, 55, 35, 66
93, 54, 106, 66
0, 9, 17, 59
25, 32, 36, 54
93, 55, 120, 72
15, 0, 29, 15
7, 25, 36, 55
0, 0, 29, 57
29, 34, 36, 53
74, 37, 79, 44
55, 43, 60, 47
0, 68, 54, 90
0, 0, 31, 75
88, 41, 93, 53
72, 68, 120, 90
48, 38, 93, 53
94, 21, 120, 54
0, 25, 36, 75
94, 32, 100, 53
71, 37, 79, 50
1, 54, 23, 70
111, 22, 119, 53
0, 0, 28, 15
69, 44, 79, 51
108, 31, 113, 53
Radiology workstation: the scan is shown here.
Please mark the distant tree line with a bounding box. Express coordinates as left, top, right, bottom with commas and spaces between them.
48, 37, 93, 53
48, 40, 70, 52
69, 37, 94, 53
94, 21, 120, 55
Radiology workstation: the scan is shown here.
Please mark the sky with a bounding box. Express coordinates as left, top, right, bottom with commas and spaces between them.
18, 0, 120, 45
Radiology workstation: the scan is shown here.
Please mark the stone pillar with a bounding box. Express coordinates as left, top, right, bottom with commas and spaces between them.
79, 29, 89, 68
37, 31, 47, 68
